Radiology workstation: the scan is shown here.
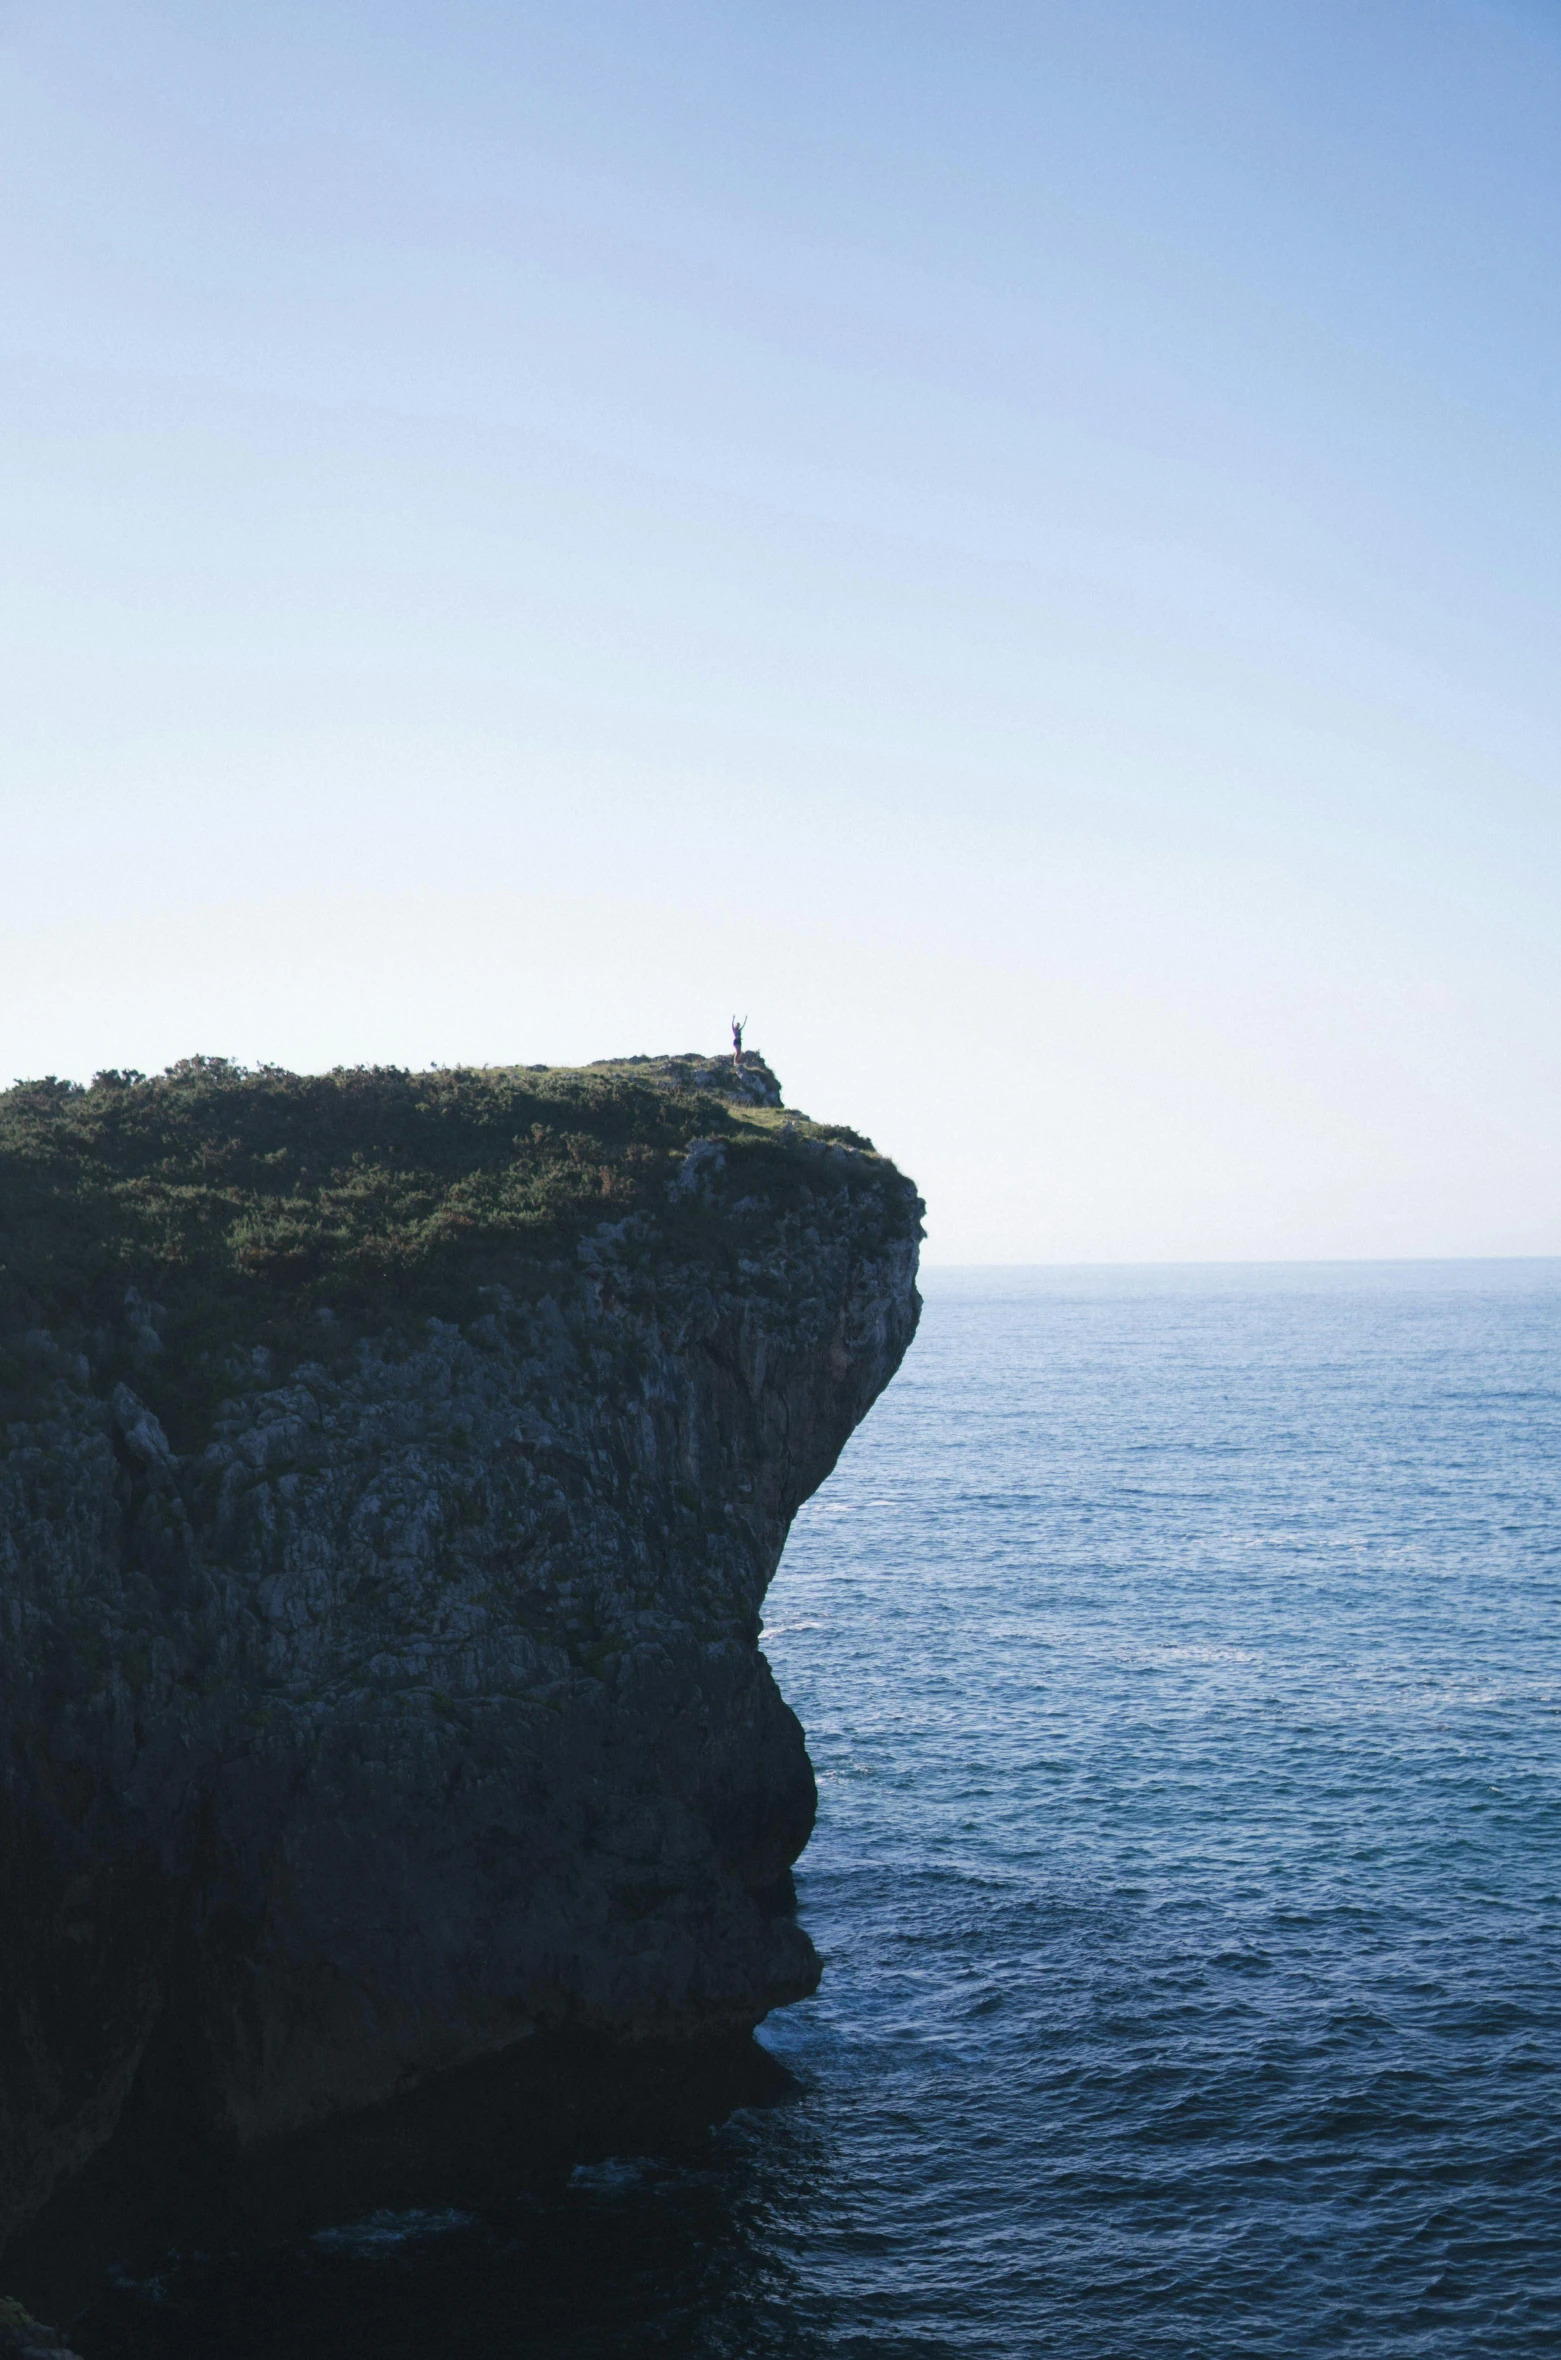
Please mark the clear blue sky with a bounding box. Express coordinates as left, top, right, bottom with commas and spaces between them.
4, 0, 1559, 1259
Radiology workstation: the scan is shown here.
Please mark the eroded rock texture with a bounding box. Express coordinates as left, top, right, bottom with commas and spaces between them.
0, 1056, 920, 2265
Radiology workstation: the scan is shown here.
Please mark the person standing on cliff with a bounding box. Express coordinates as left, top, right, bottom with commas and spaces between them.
731, 1014, 747, 1071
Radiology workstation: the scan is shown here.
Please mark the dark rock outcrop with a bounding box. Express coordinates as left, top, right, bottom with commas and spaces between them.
0, 1053, 920, 2282
0, 2296, 83, 2360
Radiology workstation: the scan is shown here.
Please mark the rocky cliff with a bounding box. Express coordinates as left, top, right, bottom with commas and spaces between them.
0, 1052, 920, 2278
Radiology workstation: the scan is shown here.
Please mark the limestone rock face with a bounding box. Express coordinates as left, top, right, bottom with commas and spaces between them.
0, 1057, 920, 2256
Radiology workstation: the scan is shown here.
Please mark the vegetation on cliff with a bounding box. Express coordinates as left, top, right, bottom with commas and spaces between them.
0, 1054, 885, 1445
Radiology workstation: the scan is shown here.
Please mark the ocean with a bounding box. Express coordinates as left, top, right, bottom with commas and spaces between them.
86, 1263, 1561, 2356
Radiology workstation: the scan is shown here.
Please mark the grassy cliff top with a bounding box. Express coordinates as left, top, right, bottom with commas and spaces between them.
0, 1055, 898, 1431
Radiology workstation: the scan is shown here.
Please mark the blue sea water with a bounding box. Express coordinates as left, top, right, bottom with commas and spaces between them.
93, 1263, 1561, 2356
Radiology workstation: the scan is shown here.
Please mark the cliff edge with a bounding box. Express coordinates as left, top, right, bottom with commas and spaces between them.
0, 1051, 921, 2277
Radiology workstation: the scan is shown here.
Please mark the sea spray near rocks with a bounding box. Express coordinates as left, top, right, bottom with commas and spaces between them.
0, 1053, 920, 2278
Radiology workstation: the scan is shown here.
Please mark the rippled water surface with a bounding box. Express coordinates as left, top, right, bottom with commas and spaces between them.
93, 1265, 1561, 2356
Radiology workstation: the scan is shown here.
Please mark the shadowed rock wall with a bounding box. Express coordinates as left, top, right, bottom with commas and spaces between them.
0, 1057, 920, 2269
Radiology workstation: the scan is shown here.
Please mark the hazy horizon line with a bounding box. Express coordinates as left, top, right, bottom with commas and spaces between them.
918, 1254, 1561, 1271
